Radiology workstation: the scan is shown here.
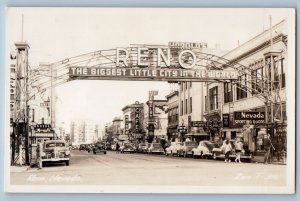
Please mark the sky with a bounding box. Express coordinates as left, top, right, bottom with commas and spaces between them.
6, 8, 291, 132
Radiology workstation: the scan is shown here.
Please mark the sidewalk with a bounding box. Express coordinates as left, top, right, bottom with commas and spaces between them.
10, 165, 32, 173
251, 155, 286, 165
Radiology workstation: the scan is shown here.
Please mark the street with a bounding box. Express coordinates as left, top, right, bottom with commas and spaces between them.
10, 150, 286, 186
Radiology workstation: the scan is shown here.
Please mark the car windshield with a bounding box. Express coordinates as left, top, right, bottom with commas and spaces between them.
139, 143, 146, 147
186, 142, 198, 147
152, 143, 161, 148
124, 143, 133, 148
204, 142, 219, 150
45, 142, 65, 148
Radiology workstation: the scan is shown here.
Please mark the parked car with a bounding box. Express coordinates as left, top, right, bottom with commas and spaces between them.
178, 141, 198, 157
86, 144, 95, 153
192, 140, 220, 158
137, 143, 147, 153
111, 143, 117, 151
120, 143, 136, 153
105, 142, 112, 150
165, 142, 183, 156
37, 140, 71, 168
212, 140, 253, 162
79, 144, 87, 151
92, 142, 107, 154
142, 143, 152, 153
148, 143, 165, 154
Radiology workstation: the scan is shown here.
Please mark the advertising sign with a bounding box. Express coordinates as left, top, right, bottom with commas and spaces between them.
69, 67, 238, 82
222, 114, 230, 127
191, 121, 207, 128
234, 112, 265, 125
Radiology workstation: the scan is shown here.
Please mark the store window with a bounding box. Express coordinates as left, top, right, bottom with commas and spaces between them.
209, 87, 218, 110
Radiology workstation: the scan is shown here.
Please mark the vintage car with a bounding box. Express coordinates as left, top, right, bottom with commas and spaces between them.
38, 140, 71, 168
105, 142, 112, 150
120, 143, 136, 153
86, 144, 95, 153
79, 144, 87, 151
137, 143, 147, 153
178, 141, 198, 157
192, 140, 220, 158
148, 143, 164, 154
92, 142, 107, 154
165, 142, 183, 156
111, 143, 117, 151
142, 143, 152, 153
212, 140, 253, 162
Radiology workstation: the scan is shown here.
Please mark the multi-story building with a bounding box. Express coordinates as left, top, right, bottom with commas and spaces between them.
111, 116, 124, 140
144, 99, 168, 142
122, 101, 145, 142
178, 46, 228, 142
166, 91, 179, 141
70, 119, 98, 145
204, 20, 287, 157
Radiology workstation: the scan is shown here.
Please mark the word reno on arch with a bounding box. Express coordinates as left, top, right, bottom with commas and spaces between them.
116, 47, 196, 69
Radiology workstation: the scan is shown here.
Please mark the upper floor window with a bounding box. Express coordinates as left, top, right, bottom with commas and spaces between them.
236, 74, 247, 100
224, 82, 233, 103
209, 87, 218, 110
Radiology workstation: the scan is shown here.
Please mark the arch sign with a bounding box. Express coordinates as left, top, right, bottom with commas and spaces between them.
69, 43, 238, 82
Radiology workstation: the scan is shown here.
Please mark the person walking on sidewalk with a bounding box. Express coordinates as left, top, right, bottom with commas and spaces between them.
223, 139, 232, 163
234, 138, 243, 163
263, 134, 275, 164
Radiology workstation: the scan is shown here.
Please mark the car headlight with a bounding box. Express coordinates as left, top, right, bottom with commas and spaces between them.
41, 152, 46, 157
65, 150, 70, 155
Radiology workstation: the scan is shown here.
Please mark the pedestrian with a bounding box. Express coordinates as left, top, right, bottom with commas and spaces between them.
223, 139, 232, 163
234, 138, 243, 163
263, 134, 275, 164
116, 142, 120, 154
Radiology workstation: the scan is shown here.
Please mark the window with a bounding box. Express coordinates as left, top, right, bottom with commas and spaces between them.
190, 97, 192, 113
251, 67, 264, 95
236, 74, 247, 100
185, 82, 188, 90
190, 82, 192, 88
181, 100, 183, 115
278, 58, 285, 88
204, 96, 207, 112
185, 99, 188, 114
209, 87, 218, 110
224, 82, 232, 103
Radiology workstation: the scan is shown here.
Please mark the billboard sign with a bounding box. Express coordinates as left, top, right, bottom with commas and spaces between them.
69, 45, 238, 82
234, 112, 265, 125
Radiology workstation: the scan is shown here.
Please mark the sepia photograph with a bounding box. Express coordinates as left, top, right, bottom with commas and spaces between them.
4, 7, 295, 193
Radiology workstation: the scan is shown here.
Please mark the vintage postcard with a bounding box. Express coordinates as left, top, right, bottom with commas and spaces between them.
4, 7, 295, 193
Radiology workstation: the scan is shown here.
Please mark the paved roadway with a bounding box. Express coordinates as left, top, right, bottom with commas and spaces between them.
10, 150, 286, 186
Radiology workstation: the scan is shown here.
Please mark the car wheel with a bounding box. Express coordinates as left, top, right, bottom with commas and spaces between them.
213, 152, 217, 160
104, 151, 107, 154
66, 161, 69, 166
